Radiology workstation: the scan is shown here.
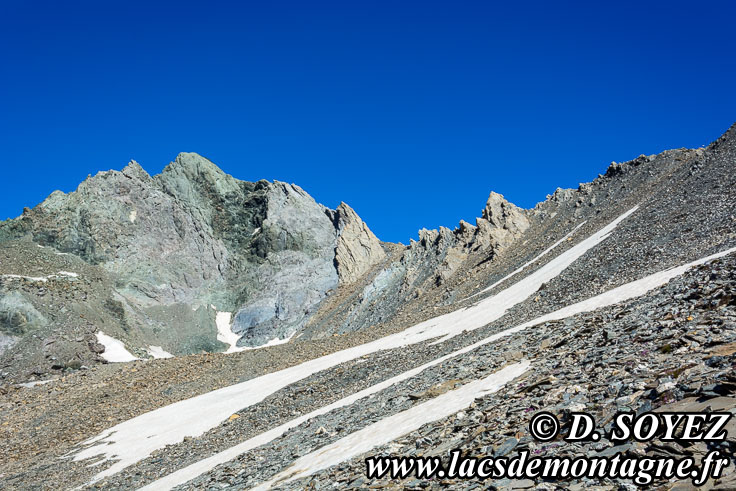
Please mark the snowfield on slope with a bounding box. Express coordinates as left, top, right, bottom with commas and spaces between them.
214, 310, 243, 353
145, 346, 173, 359
72, 207, 638, 481
256, 361, 531, 489
0, 271, 78, 282
215, 309, 295, 354
464, 221, 586, 301
141, 246, 736, 490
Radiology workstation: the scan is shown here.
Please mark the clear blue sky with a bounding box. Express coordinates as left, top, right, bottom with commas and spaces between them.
1, 1, 734, 243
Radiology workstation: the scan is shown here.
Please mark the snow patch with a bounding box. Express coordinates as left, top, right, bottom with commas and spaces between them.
96, 332, 138, 363
1, 274, 49, 282
146, 346, 173, 359
241, 332, 295, 351
215, 311, 244, 353
214, 308, 293, 353
17, 379, 56, 388
1, 271, 78, 282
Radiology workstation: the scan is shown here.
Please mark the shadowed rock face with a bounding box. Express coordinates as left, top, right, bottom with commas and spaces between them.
229, 181, 341, 346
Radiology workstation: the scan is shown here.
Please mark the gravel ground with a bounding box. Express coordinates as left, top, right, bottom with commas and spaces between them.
3, 246, 733, 490
205, 255, 736, 490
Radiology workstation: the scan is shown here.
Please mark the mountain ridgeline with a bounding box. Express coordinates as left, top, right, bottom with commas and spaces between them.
1, 124, 735, 383
0, 151, 527, 379
1, 125, 736, 490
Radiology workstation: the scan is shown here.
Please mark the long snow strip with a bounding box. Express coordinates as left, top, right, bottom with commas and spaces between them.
0, 271, 78, 282
256, 361, 531, 489
465, 221, 586, 300
74, 207, 636, 480
141, 245, 736, 490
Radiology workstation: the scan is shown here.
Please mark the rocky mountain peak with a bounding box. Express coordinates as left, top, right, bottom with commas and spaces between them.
331, 202, 386, 285
169, 152, 226, 178
121, 160, 150, 181
481, 191, 529, 232
400, 193, 532, 287
156, 153, 244, 226
158, 152, 242, 199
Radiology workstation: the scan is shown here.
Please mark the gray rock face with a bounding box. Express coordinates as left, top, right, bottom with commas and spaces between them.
330, 203, 386, 285
230, 182, 340, 346
0, 152, 355, 369
8, 158, 228, 308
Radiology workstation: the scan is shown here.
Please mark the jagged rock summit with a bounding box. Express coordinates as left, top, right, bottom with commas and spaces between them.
478, 191, 530, 249
330, 202, 386, 285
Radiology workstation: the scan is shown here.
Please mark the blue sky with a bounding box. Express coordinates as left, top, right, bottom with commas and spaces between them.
1, 1, 734, 243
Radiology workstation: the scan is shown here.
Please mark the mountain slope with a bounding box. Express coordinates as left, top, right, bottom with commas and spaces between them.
0, 124, 734, 489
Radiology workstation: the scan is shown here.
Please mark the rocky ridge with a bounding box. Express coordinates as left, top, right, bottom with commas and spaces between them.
0, 152, 528, 381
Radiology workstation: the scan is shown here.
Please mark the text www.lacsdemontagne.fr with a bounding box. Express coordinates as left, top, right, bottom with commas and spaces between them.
365, 449, 729, 486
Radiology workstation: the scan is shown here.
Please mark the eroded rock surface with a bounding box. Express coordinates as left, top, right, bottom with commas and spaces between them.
331, 202, 386, 285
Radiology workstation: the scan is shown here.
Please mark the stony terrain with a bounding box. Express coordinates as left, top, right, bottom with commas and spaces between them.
267, 256, 736, 490
0, 123, 734, 490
